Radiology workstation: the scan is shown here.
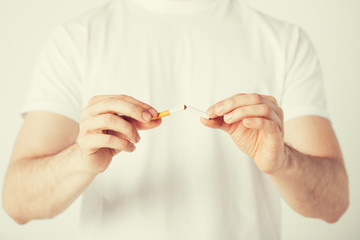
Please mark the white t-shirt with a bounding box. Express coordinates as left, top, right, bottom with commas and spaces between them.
22, 0, 329, 239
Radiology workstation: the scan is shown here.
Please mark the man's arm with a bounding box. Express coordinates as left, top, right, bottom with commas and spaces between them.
202, 93, 349, 223
270, 116, 349, 223
2, 112, 89, 224
2, 95, 161, 224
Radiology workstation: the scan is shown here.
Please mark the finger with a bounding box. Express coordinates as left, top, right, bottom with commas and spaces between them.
242, 118, 279, 134
83, 98, 153, 123
121, 95, 158, 118
80, 133, 136, 154
207, 94, 284, 130
223, 103, 282, 128
261, 96, 284, 121
200, 117, 222, 129
88, 95, 112, 105
200, 117, 232, 132
207, 93, 263, 118
103, 130, 133, 144
262, 95, 278, 106
81, 114, 140, 143
125, 117, 162, 130
88, 95, 158, 118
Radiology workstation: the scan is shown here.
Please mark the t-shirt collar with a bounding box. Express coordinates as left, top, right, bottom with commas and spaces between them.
130, 0, 225, 14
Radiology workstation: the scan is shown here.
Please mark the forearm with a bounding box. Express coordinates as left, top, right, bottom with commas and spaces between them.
269, 144, 349, 222
2, 144, 96, 224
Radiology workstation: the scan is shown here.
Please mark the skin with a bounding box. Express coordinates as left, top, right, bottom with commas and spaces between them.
202, 93, 349, 223
2, 94, 348, 225
2, 95, 161, 224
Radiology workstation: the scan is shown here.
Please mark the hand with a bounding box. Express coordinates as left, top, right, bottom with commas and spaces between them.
201, 93, 286, 174
76, 95, 161, 173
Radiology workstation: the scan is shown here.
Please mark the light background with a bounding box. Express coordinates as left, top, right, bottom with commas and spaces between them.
0, 0, 359, 239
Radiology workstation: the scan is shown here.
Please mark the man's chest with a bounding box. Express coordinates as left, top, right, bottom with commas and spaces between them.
82, 16, 283, 109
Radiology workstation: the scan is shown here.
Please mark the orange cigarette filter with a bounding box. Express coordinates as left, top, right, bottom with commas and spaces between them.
156, 110, 171, 119
155, 105, 187, 120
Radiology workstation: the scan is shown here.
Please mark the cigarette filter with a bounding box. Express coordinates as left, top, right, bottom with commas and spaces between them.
155, 105, 187, 119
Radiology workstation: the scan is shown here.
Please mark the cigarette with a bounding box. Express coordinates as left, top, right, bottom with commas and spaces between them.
185, 105, 210, 119
154, 105, 187, 119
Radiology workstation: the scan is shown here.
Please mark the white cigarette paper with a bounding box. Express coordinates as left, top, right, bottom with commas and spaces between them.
185, 105, 210, 119
170, 105, 187, 115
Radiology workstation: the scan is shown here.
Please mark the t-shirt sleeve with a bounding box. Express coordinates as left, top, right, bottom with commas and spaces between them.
280, 26, 329, 122
21, 22, 85, 123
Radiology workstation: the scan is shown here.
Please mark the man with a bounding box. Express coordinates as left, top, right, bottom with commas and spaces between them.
2, 0, 349, 239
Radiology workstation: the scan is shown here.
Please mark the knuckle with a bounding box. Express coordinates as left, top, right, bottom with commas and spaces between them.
105, 135, 114, 145
120, 139, 127, 148
261, 104, 271, 116
88, 95, 101, 105
227, 98, 236, 108
102, 114, 114, 125
278, 107, 284, 119
102, 98, 117, 111
124, 126, 137, 141
122, 140, 132, 151
258, 119, 265, 128
127, 95, 135, 101
131, 128, 139, 140
129, 104, 141, 114
103, 98, 114, 106
250, 93, 262, 104
237, 107, 245, 116
279, 107, 284, 114
270, 96, 278, 105
119, 94, 128, 100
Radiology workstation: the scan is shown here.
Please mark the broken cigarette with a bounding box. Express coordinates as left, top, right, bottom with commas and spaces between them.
154, 105, 187, 119
185, 105, 210, 119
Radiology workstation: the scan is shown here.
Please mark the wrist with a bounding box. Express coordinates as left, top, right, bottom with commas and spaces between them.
267, 143, 291, 176
72, 143, 101, 176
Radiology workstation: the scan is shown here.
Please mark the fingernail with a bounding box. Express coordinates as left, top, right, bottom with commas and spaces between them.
142, 112, 151, 122
149, 109, 158, 118
224, 112, 232, 122
136, 134, 141, 142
